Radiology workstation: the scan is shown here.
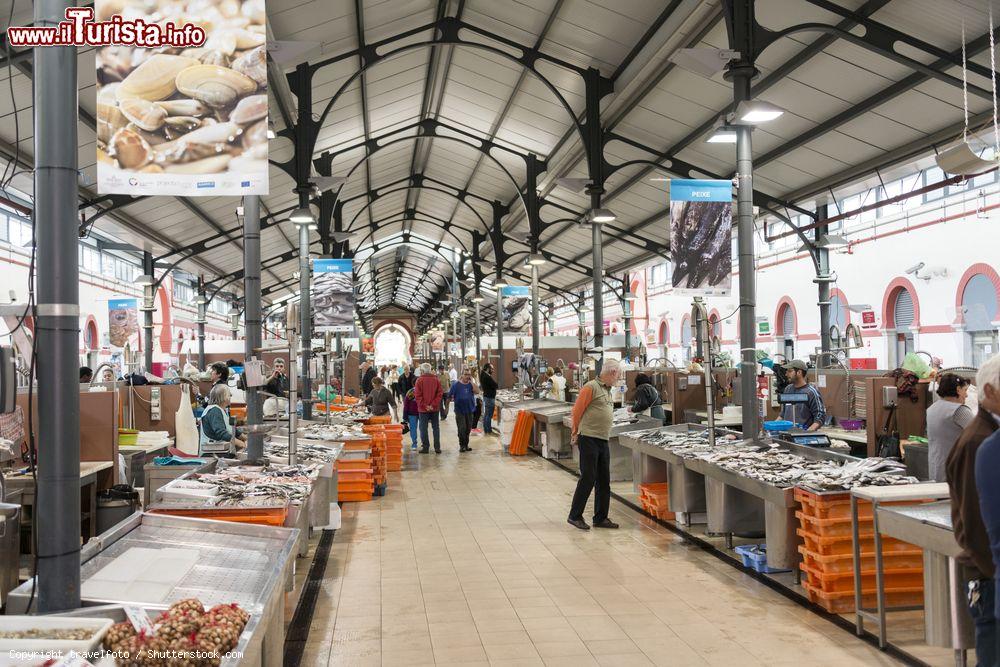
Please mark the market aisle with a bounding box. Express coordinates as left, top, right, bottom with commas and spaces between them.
298, 427, 901, 667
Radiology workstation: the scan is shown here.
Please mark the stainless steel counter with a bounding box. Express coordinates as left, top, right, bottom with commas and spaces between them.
527, 401, 573, 458
561, 415, 663, 481
8, 512, 300, 666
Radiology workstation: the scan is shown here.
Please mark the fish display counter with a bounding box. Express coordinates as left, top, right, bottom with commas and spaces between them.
525, 400, 573, 458
618, 425, 918, 569
561, 411, 663, 481
7, 512, 300, 666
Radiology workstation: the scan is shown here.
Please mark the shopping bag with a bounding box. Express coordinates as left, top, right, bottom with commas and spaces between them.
174, 384, 200, 456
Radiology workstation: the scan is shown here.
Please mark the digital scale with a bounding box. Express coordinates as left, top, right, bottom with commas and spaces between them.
776, 392, 831, 448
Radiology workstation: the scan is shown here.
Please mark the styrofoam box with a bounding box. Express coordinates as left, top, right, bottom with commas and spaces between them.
0, 615, 113, 661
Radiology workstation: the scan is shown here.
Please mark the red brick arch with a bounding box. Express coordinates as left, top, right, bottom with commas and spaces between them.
657, 319, 669, 346
954, 263, 1000, 324
373, 319, 416, 355
881, 277, 920, 329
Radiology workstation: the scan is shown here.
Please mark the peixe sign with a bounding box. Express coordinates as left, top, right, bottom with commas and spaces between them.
860, 309, 878, 329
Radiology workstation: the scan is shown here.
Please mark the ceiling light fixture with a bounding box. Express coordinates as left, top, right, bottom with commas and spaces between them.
526, 252, 546, 266
706, 124, 738, 143
471, 294, 484, 303
289, 206, 315, 225
493, 278, 509, 289
134, 274, 155, 286
588, 208, 617, 223
730, 100, 784, 124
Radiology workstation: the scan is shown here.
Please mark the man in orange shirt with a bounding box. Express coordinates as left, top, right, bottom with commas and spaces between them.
568, 358, 621, 530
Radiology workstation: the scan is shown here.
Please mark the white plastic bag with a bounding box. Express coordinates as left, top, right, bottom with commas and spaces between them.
174, 384, 200, 456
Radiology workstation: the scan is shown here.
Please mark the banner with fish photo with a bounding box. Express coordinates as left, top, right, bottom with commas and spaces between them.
108, 298, 139, 348
312, 259, 354, 333
500, 285, 531, 333
669, 179, 733, 296
95, 0, 268, 196
429, 330, 445, 354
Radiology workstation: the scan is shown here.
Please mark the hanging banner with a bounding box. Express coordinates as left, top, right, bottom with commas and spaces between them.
108, 297, 139, 348
669, 179, 733, 296
500, 285, 531, 333
429, 330, 445, 353
361, 337, 374, 354
312, 259, 354, 333
95, 0, 268, 196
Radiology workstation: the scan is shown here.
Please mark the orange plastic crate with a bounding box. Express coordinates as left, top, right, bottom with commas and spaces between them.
802, 581, 924, 614
796, 528, 915, 556
339, 491, 373, 502
147, 505, 287, 527
798, 545, 924, 575
339, 480, 374, 493
801, 563, 923, 594
796, 511, 862, 538
337, 459, 373, 471
339, 469, 373, 481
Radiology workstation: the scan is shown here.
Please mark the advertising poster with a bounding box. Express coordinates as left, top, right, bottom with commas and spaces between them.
312, 259, 354, 333
361, 337, 374, 354
108, 298, 139, 348
429, 330, 445, 354
500, 285, 530, 333
669, 179, 732, 296
95, 0, 269, 196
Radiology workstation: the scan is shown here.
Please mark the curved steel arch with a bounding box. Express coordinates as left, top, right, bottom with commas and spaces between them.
346, 184, 490, 235
326, 131, 529, 223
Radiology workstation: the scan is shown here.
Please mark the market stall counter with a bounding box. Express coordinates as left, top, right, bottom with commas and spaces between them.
560, 412, 663, 481
6, 512, 300, 666
525, 400, 573, 458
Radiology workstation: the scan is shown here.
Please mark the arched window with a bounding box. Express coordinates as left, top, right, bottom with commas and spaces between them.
829, 293, 848, 331
657, 320, 668, 346
893, 289, 916, 332
709, 313, 720, 338
680, 316, 692, 362
778, 304, 795, 337
962, 273, 1000, 366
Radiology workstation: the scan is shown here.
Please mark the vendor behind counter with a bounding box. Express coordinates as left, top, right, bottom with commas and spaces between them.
780, 359, 827, 431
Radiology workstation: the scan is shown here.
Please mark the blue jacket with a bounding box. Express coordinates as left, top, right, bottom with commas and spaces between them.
975, 428, 1000, 617
449, 380, 477, 414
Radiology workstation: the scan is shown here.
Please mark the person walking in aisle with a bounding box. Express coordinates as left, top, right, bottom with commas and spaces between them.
450, 369, 480, 452
402, 388, 420, 451
414, 362, 443, 453
567, 358, 621, 531
364, 376, 394, 416
437, 365, 451, 421
479, 363, 498, 436
361, 361, 376, 396
449, 362, 459, 384
948, 353, 1000, 666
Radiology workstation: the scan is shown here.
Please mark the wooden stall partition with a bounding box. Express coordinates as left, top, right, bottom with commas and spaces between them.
123, 384, 187, 439
864, 376, 931, 456
670, 372, 708, 424
711, 368, 738, 407
813, 369, 884, 424
15, 387, 118, 484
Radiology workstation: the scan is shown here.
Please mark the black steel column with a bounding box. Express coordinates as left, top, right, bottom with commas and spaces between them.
496, 285, 504, 388
196, 277, 206, 369
623, 274, 632, 361
727, 0, 761, 437
292, 62, 316, 421
243, 196, 264, 459
34, 0, 80, 612
584, 68, 605, 370
815, 204, 832, 366
475, 301, 482, 364
142, 251, 155, 372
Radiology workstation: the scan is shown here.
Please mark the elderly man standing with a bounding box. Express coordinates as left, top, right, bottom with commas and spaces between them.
567, 358, 621, 530
414, 362, 444, 454
948, 353, 1000, 666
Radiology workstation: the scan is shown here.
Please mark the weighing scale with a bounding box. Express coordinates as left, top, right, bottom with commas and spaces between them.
776, 392, 831, 448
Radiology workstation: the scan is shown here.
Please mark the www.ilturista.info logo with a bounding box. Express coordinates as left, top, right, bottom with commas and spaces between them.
6, 7, 206, 48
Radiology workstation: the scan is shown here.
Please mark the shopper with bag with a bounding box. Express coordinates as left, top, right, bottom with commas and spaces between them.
567, 359, 621, 531
414, 362, 444, 453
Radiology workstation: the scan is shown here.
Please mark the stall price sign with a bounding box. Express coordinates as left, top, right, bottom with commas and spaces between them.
756, 316, 770, 335
860, 309, 878, 329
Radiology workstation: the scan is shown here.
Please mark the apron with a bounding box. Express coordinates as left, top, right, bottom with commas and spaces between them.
199, 404, 230, 448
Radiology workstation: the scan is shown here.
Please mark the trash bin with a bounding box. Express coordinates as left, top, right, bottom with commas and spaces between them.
96, 485, 140, 535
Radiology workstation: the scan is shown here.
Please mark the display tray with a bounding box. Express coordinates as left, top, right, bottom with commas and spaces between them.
6, 513, 299, 616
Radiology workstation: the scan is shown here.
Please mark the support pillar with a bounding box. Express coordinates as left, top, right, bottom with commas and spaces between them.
591, 220, 604, 369
142, 251, 155, 372
475, 302, 482, 365
815, 205, 832, 366
623, 275, 632, 362
531, 265, 540, 358
243, 196, 264, 459
196, 278, 206, 369
298, 219, 312, 420
460, 310, 467, 362
497, 286, 505, 387
34, 0, 80, 612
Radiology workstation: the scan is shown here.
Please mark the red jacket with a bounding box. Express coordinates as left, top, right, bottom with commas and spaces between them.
414, 374, 443, 413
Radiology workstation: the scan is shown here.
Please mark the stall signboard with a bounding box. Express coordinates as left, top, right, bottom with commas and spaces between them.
108, 297, 139, 348
500, 285, 531, 333
756, 316, 771, 336
860, 309, 878, 329
312, 259, 354, 333
669, 179, 732, 296
95, 0, 269, 196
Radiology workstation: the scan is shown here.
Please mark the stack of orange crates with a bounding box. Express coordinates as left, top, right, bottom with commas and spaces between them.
638, 482, 674, 520
383, 424, 404, 472
794, 487, 924, 614
337, 437, 374, 502
362, 425, 388, 495
507, 411, 534, 455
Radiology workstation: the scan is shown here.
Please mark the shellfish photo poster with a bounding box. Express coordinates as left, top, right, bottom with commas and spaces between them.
312, 259, 355, 333
501, 285, 531, 334
108, 297, 139, 348
95, 0, 269, 196
668, 179, 733, 297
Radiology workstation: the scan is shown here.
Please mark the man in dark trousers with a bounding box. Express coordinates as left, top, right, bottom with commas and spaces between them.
414, 362, 443, 453
948, 353, 1000, 667
479, 363, 498, 435
360, 361, 376, 396
449, 369, 479, 452
567, 358, 621, 531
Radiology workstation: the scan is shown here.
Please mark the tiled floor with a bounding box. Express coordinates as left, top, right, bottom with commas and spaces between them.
295, 427, 905, 666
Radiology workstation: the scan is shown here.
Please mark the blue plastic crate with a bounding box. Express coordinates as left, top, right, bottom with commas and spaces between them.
763, 420, 793, 432
734, 544, 791, 574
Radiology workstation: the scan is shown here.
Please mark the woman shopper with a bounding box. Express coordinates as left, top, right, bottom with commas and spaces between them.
631, 373, 666, 423
402, 388, 420, 451
364, 376, 394, 416
479, 363, 498, 435
450, 369, 480, 452
928, 373, 974, 481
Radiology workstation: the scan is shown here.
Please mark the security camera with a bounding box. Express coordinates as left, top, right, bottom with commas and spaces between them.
904, 262, 925, 275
